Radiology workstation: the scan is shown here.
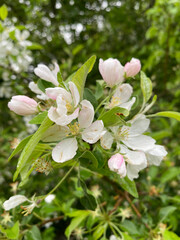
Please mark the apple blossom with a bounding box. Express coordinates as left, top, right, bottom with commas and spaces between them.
124, 58, 141, 77
99, 58, 124, 87
108, 153, 127, 178
45, 194, 55, 203
119, 144, 147, 180
8, 95, 38, 116
108, 83, 136, 111
47, 82, 80, 126
34, 62, 60, 86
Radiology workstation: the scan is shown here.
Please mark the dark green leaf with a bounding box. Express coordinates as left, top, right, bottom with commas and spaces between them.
37, 79, 55, 93
83, 88, 98, 108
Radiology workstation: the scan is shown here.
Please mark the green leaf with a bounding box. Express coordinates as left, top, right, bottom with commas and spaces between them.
140, 71, 152, 104
163, 230, 180, 240
29, 112, 48, 124
122, 233, 134, 240
99, 107, 129, 127
25, 226, 42, 240
120, 220, 140, 236
80, 194, 97, 211
8, 135, 32, 161
13, 116, 53, 181
79, 151, 98, 168
37, 79, 55, 93
118, 177, 138, 198
65, 211, 90, 239
154, 111, 180, 121
0, 5, 8, 21
159, 206, 177, 222
0, 221, 19, 239
71, 55, 96, 99
92, 225, 106, 240
27, 43, 43, 50
83, 88, 98, 108
160, 167, 180, 183
95, 80, 104, 100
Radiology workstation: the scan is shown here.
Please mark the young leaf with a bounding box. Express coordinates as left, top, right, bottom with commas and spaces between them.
8, 135, 32, 161
163, 230, 180, 240
160, 167, 180, 183
13, 116, 53, 181
83, 88, 98, 108
118, 177, 138, 198
92, 224, 106, 240
140, 71, 152, 104
159, 206, 176, 222
154, 111, 180, 121
0, 5, 8, 21
71, 55, 96, 99
29, 111, 48, 124
99, 107, 129, 127
0, 221, 19, 240
65, 211, 90, 239
25, 226, 42, 240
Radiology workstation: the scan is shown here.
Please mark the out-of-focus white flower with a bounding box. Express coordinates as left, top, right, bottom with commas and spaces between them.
8, 95, 38, 116
146, 145, 167, 166
3, 195, 28, 211
108, 153, 127, 178
15, 29, 31, 47
124, 58, 141, 77
47, 82, 80, 126
29, 82, 49, 100
34, 63, 59, 86
99, 58, 124, 87
45, 194, 55, 203
52, 138, 78, 163
108, 83, 136, 111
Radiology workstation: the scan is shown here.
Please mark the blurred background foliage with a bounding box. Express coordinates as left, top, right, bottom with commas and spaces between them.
0, 0, 180, 239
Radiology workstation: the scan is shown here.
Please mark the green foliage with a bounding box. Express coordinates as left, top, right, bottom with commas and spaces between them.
0, 4, 8, 20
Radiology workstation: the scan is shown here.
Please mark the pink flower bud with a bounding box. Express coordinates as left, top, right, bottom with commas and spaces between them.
99, 58, 124, 87
8, 95, 38, 116
124, 58, 141, 77
108, 153, 126, 178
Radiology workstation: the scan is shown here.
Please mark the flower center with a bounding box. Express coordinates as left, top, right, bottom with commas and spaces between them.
109, 96, 120, 108
68, 122, 80, 135
66, 101, 73, 113
117, 127, 129, 141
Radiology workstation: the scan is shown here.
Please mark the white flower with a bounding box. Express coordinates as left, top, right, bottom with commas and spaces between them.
45, 194, 55, 203
99, 58, 124, 87
118, 115, 156, 151
100, 131, 114, 149
119, 144, 147, 180
29, 82, 49, 100
51, 100, 105, 163
15, 29, 32, 47
78, 100, 105, 144
3, 195, 28, 211
52, 138, 78, 163
146, 145, 167, 166
34, 62, 60, 86
47, 82, 80, 126
108, 83, 136, 111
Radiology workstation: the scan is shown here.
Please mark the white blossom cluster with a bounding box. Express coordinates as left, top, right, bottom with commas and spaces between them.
0, 21, 33, 98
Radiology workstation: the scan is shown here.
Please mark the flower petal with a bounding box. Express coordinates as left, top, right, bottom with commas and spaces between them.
100, 131, 114, 149
146, 145, 167, 166
46, 87, 72, 101
113, 84, 133, 104
42, 124, 70, 142
122, 135, 156, 151
82, 120, 105, 144
129, 115, 150, 136
52, 138, 78, 163
54, 108, 79, 126
78, 100, 94, 129
3, 195, 28, 211
120, 97, 136, 111
69, 82, 80, 107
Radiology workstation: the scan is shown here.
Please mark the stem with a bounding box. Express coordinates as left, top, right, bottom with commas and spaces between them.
33, 212, 44, 221
41, 161, 78, 200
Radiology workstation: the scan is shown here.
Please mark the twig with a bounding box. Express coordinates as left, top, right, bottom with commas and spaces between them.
38, 216, 64, 227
